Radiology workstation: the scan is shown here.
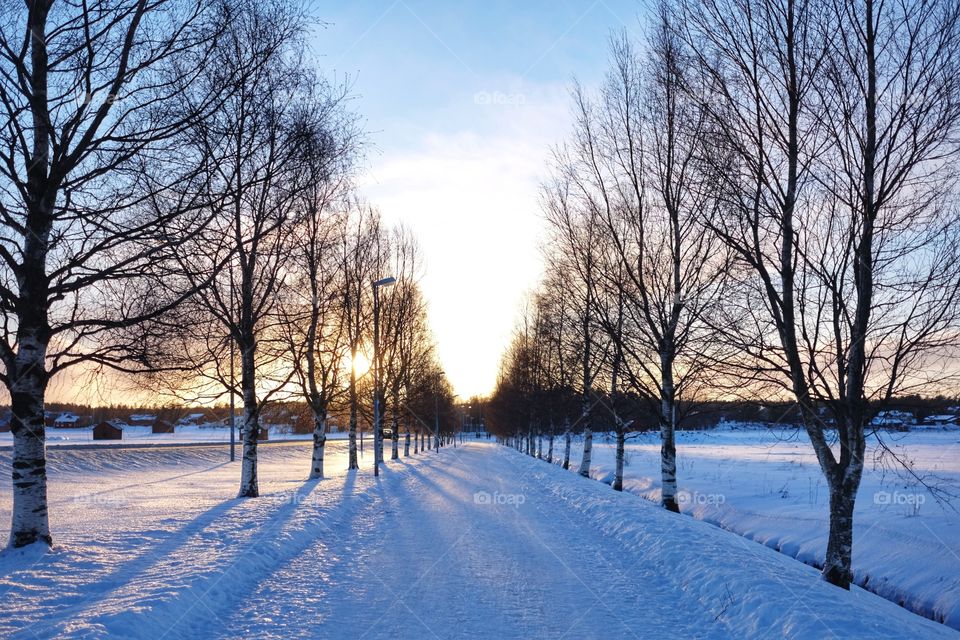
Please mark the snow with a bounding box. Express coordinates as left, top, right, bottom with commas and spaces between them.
0, 440, 954, 638
557, 426, 960, 630
0, 426, 351, 447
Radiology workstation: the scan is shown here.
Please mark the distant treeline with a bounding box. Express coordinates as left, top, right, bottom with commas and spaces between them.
484, 394, 960, 436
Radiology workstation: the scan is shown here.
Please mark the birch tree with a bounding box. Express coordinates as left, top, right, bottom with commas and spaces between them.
0, 0, 232, 547
154, 0, 310, 497
574, 25, 727, 510
681, 0, 960, 587
340, 205, 381, 470
281, 89, 358, 479
377, 228, 425, 460
542, 174, 607, 478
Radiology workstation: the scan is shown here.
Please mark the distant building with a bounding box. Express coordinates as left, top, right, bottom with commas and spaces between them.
177, 413, 207, 427
129, 414, 157, 427
922, 414, 956, 427
152, 421, 175, 434
93, 421, 123, 440
54, 413, 82, 429
871, 410, 914, 430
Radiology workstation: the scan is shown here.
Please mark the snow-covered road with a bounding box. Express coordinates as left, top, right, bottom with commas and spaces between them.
0, 441, 954, 639
219, 444, 726, 639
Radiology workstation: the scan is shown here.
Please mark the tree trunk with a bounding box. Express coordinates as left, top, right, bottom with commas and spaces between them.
348, 364, 359, 469
308, 410, 327, 480
613, 428, 625, 492
822, 430, 865, 588
563, 426, 571, 470
390, 391, 400, 460
659, 411, 678, 512
8, 0, 54, 550
660, 351, 679, 512
823, 480, 856, 588
238, 344, 259, 498
547, 432, 554, 464
404, 431, 410, 457
9, 331, 52, 547
578, 428, 593, 477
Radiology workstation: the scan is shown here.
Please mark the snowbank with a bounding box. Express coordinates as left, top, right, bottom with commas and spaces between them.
509, 445, 956, 639
552, 427, 960, 630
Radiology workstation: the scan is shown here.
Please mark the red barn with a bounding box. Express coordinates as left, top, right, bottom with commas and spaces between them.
93, 421, 123, 440
152, 421, 175, 434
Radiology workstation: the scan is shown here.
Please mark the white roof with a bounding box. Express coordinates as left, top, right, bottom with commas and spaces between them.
55, 413, 79, 422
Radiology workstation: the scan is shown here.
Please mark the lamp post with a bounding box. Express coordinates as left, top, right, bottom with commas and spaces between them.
372, 276, 396, 477
229, 259, 236, 462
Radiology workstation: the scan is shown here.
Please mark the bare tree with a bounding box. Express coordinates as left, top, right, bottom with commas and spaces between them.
340, 204, 382, 470
280, 87, 359, 479
542, 172, 607, 478
378, 231, 429, 460
0, 0, 237, 547
681, 0, 960, 587
150, 0, 311, 497
567, 25, 728, 510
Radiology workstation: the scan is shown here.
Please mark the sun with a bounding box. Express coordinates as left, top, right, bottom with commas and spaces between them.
348, 352, 371, 377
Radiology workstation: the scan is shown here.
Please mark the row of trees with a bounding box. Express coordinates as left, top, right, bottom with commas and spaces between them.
0, 0, 455, 549
491, 0, 960, 591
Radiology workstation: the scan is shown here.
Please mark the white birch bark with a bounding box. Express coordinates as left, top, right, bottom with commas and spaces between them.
659, 351, 678, 511
9, 333, 51, 547
238, 410, 259, 497
308, 411, 327, 480
238, 342, 259, 497
347, 363, 359, 470
390, 396, 400, 460
613, 429, 625, 492
578, 428, 593, 477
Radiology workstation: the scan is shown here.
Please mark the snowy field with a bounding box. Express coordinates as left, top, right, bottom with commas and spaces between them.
0, 440, 955, 638
0, 426, 351, 447
556, 427, 960, 630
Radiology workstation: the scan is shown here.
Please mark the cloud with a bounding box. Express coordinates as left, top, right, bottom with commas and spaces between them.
362, 83, 571, 397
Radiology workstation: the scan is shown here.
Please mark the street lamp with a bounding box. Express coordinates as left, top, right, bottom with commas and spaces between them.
372, 276, 396, 477
229, 258, 236, 462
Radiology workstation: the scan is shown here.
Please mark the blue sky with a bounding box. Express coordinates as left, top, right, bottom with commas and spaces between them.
307, 1, 648, 398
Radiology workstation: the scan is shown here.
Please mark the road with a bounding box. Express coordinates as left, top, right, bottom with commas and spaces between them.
2, 441, 946, 639
208, 442, 730, 640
